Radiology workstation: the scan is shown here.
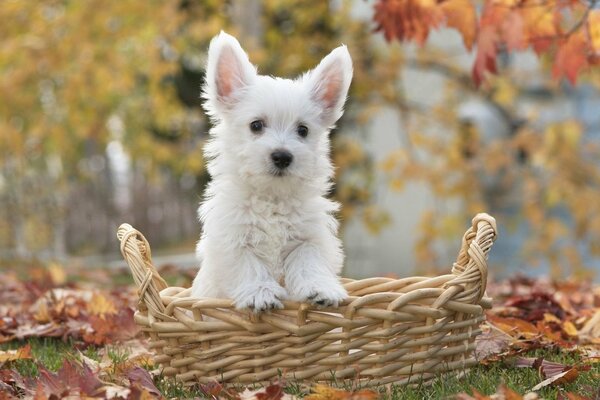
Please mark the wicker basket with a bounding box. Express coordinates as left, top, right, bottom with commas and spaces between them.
117, 213, 496, 387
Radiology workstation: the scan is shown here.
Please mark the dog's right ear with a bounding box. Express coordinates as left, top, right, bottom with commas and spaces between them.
203, 31, 256, 117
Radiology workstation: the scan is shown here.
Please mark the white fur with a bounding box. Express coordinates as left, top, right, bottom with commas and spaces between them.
191, 31, 353, 312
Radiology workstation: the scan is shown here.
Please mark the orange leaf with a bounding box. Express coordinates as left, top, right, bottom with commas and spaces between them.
440, 0, 477, 50
0, 344, 32, 363
486, 314, 539, 338
306, 384, 378, 400
531, 367, 579, 391
522, 4, 558, 54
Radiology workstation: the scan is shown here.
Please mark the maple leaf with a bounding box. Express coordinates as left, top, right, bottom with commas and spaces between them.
521, 4, 558, 54
127, 367, 162, 398
553, 31, 589, 84
34, 359, 105, 398
87, 292, 118, 318
472, 25, 498, 86
514, 357, 591, 391
373, 0, 444, 45
440, 0, 477, 50
502, 11, 526, 52
0, 369, 32, 397
486, 314, 539, 338
474, 324, 513, 361
530, 368, 579, 391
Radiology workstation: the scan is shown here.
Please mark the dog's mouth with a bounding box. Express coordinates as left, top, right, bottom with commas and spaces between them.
271, 169, 287, 177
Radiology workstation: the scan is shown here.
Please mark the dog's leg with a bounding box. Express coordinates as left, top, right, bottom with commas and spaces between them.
228, 249, 287, 312
284, 241, 347, 308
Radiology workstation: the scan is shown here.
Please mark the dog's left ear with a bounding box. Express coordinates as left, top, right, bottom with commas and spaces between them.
306, 46, 353, 127
203, 31, 257, 117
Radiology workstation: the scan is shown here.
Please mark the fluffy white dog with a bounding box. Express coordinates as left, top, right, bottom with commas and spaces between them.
191, 32, 353, 312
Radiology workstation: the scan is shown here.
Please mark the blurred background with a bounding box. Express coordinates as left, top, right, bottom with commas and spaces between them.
2, 0, 600, 281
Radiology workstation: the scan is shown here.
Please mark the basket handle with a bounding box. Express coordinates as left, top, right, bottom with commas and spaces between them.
117, 224, 170, 320
445, 213, 497, 303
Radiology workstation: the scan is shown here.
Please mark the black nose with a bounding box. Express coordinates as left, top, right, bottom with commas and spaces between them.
271, 150, 293, 169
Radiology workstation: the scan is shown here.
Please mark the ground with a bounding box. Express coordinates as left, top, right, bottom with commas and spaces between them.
0, 262, 599, 399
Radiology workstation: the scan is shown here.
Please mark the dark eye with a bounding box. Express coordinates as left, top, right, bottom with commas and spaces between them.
297, 124, 308, 138
250, 120, 264, 133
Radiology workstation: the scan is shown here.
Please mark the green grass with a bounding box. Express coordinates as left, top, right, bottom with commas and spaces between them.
2, 338, 599, 399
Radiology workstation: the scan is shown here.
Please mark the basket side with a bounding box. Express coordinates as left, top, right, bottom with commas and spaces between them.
117, 223, 170, 320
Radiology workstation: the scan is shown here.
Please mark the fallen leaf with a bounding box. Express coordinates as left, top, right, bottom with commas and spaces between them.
474, 323, 512, 360
47, 263, 66, 286
239, 383, 296, 400
0, 344, 32, 363
305, 384, 378, 400
562, 321, 578, 337
127, 367, 162, 398
486, 314, 539, 338
531, 367, 579, 391
87, 292, 118, 318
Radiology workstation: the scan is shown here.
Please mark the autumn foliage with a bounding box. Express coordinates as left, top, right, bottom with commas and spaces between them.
374, 0, 600, 85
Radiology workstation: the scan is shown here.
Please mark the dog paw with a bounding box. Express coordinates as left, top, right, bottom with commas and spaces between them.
306, 288, 347, 308
290, 280, 347, 308
234, 285, 286, 313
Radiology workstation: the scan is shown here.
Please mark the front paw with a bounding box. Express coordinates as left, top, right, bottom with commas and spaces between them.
234, 285, 287, 313
291, 280, 347, 308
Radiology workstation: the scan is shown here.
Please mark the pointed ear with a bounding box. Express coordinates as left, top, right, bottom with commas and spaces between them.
203, 31, 256, 116
306, 45, 353, 127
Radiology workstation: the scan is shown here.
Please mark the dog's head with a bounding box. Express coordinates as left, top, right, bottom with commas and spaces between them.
202, 32, 353, 189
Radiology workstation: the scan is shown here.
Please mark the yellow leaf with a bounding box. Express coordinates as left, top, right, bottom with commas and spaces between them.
562, 321, 578, 337
48, 262, 66, 286
543, 313, 561, 324
33, 300, 51, 323
588, 10, 600, 54
88, 292, 117, 318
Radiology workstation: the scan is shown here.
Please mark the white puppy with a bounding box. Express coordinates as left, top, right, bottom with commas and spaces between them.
191, 32, 352, 312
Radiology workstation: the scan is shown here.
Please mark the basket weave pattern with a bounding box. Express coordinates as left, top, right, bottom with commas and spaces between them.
117, 213, 496, 386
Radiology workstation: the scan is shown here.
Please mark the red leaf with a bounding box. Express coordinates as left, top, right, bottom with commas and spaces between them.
553, 31, 589, 84
256, 383, 285, 400
472, 25, 498, 86
34, 360, 104, 398
373, 0, 444, 45
502, 11, 526, 51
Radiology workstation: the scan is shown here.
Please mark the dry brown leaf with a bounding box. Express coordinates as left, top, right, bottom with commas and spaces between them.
530, 368, 579, 391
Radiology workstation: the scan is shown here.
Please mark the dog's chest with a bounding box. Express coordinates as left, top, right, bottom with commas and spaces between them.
244, 195, 303, 271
